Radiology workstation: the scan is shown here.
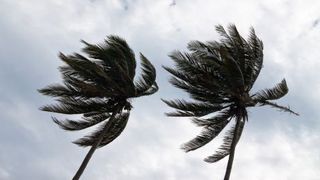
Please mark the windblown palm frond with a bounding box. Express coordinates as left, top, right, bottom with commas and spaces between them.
181, 124, 226, 153
204, 118, 245, 163
163, 24, 298, 180
52, 113, 111, 131
258, 100, 299, 115
38, 35, 158, 180
162, 99, 224, 117
253, 79, 288, 101
73, 111, 130, 147
135, 53, 158, 96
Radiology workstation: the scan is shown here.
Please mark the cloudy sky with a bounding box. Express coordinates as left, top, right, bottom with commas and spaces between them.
1, 0, 320, 179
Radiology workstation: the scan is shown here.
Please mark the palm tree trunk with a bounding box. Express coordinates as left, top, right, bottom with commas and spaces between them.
72, 107, 121, 180
223, 117, 241, 180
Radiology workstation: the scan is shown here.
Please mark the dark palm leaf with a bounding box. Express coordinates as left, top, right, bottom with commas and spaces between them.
40, 103, 96, 114
191, 109, 233, 127
135, 53, 158, 96
181, 111, 232, 152
38, 84, 78, 97
40, 97, 115, 114
162, 99, 224, 117
73, 111, 130, 147
81, 36, 136, 80
52, 113, 110, 131
138, 83, 159, 96
246, 28, 264, 90
258, 100, 299, 115
253, 79, 288, 101
204, 119, 245, 163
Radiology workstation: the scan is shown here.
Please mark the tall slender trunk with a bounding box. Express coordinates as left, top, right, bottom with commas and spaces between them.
72, 107, 121, 180
223, 117, 242, 180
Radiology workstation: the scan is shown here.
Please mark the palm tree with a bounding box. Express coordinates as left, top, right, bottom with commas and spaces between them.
38, 36, 158, 180
163, 24, 298, 180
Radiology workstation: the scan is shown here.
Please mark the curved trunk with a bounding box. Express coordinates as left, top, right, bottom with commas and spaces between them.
223, 117, 242, 180
72, 107, 121, 180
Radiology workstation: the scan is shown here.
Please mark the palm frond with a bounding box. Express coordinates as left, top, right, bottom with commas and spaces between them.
226, 24, 248, 75
137, 83, 158, 97
164, 61, 233, 104
56, 97, 110, 108
135, 53, 157, 96
52, 113, 110, 131
168, 51, 220, 77
167, 40, 248, 97
191, 109, 232, 127
165, 110, 197, 117
214, 26, 248, 91
38, 80, 108, 99
253, 79, 288, 101
40, 103, 91, 114
162, 99, 224, 117
258, 100, 299, 116
187, 41, 226, 70
188, 40, 215, 58
245, 27, 264, 89
215, 25, 232, 43
58, 53, 125, 94
164, 65, 224, 92
168, 77, 231, 104
65, 37, 139, 96
81, 36, 136, 80
62, 75, 110, 97
59, 53, 107, 81
181, 113, 231, 152
38, 84, 76, 97
105, 35, 137, 80
219, 46, 245, 90
73, 111, 130, 147
40, 97, 115, 115
204, 119, 245, 163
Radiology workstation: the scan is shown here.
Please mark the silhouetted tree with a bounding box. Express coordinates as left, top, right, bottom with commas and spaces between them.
163, 24, 298, 180
39, 36, 158, 180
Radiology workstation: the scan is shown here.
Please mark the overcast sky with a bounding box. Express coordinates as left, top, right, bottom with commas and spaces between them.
1, 0, 320, 179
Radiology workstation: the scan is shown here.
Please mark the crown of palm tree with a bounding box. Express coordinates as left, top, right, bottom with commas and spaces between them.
38, 35, 158, 179
163, 24, 298, 179
39, 35, 158, 147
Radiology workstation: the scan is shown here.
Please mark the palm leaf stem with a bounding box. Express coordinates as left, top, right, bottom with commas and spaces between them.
72, 105, 123, 180
259, 100, 299, 116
